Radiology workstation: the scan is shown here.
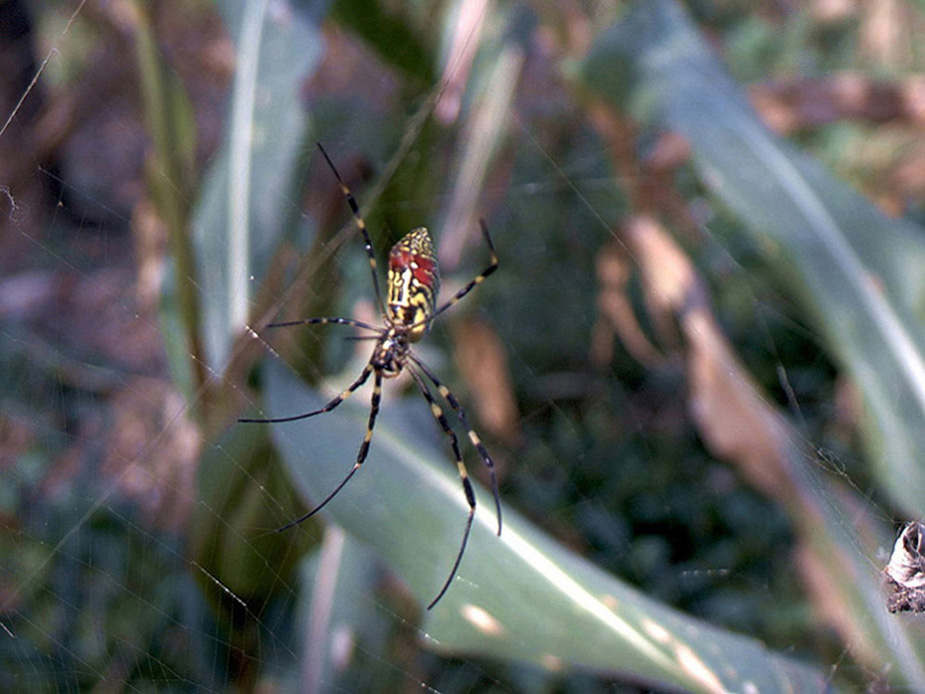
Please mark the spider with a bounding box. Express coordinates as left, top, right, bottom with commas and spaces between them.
241, 143, 502, 609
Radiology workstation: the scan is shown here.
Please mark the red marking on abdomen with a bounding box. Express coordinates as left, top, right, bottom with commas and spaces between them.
389, 248, 412, 271
390, 249, 437, 291
411, 254, 436, 288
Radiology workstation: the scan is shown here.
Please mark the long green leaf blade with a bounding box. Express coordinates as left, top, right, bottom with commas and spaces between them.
264, 358, 829, 692
195, 0, 327, 373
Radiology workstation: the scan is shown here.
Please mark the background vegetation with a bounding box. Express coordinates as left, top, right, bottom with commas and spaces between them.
3, 0, 925, 691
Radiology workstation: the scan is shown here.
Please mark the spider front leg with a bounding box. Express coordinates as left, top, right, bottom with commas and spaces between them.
266, 316, 382, 333
408, 368, 477, 610
239, 363, 373, 424
275, 368, 385, 532
427, 219, 498, 323
316, 142, 386, 314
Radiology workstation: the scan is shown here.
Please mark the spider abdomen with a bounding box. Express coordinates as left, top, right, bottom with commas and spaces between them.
387, 227, 440, 342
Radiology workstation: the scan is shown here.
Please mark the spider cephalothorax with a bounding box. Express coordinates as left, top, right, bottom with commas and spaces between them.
241, 144, 501, 609
373, 329, 411, 377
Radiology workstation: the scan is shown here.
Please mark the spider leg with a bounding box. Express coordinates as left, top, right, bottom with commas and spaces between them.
239, 364, 372, 424
276, 368, 384, 532
316, 143, 386, 315
408, 368, 476, 610
267, 317, 383, 333
426, 219, 498, 325
411, 355, 502, 536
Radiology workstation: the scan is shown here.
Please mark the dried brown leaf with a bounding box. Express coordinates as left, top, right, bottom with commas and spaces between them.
592, 240, 662, 367
624, 215, 794, 497
451, 316, 521, 449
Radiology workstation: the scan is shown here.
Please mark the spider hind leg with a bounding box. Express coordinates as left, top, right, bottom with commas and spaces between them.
412, 356, 502, 535
409, 368, 477, 610
275, 368, 384, 532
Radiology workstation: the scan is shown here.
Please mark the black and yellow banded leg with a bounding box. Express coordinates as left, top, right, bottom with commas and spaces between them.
267, 316, 383, 333
239, 365, 373, 424
408, 368, 476, 610
427, 219, 499, 324
411, 356, 502, 536
276, 368, 385, 532
316, 143, 385, 314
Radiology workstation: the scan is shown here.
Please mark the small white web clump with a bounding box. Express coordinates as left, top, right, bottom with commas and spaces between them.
884, 521, 925, 613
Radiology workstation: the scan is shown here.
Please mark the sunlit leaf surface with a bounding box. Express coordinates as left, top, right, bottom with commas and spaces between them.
264, 358, 828, 692
194, 0, 327, 372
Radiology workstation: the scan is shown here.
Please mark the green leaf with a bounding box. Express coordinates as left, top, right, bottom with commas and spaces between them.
194, 0, 328, 373
583, 0, 925, 523
190, 421, 309, 602
135, 0, 204, 402
263, 358, 829, 692
294, 528, 403, 692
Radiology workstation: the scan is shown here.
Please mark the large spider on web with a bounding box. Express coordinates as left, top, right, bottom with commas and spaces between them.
241, 143, 503, 609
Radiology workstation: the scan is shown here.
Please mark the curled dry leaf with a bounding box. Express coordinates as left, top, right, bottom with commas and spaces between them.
623, 214, 795, 498
451, 316, 522, 450
592, 241, 662, 368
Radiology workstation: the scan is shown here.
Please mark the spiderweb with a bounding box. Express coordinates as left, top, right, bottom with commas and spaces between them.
3, 1, 925, 692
